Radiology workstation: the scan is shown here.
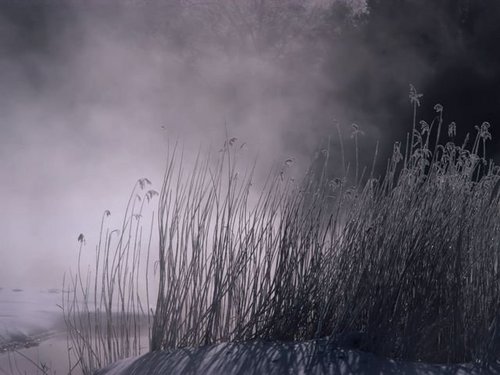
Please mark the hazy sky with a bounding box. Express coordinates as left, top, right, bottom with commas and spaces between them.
0, 1, 343, 287
1, 0, 499, 287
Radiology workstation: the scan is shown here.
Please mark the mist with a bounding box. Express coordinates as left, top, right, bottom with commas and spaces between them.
1, 0, 499, 288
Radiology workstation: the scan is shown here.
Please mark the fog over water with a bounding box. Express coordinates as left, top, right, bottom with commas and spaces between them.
1, 0, 499, 288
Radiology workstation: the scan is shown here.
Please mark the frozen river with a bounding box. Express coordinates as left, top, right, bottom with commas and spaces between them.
0, 287, 79, 374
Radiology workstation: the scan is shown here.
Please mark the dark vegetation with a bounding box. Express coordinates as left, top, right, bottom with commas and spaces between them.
64, 86, 500, 374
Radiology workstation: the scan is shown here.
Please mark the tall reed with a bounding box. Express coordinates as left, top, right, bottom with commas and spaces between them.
67, 87, 500, 369
150, 143, 335, 349
150, 97, 500, 364
62, 179, 157, 374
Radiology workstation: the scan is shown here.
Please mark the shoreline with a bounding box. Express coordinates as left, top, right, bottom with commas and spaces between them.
0, 331, 79, 375
0, 329, 64, 354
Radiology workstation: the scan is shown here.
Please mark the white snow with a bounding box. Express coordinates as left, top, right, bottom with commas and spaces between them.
96, 338, 500, 375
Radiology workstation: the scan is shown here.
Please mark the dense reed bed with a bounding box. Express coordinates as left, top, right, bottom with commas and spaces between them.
65, 89, 500, 373
150, 107, 500, 364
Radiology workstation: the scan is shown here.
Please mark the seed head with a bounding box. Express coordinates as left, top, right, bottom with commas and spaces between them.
434, 104, 443, 113
420, 120, 430, 135
409, 84, 423, 107
448, 122, 456, 138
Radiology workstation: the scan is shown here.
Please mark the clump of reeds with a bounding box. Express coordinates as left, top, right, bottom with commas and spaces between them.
66, 86, 500, 371
62, 179, 157, 375
150, 87, 500, 364
321, 87, 499, 363
150, 142, 332, 349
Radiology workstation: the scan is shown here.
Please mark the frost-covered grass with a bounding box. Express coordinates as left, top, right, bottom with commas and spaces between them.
66, 88, 500, 374
151, 104, 500, 365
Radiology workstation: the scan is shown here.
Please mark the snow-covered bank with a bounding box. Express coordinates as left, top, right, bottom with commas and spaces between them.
96, 339, 500, 375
